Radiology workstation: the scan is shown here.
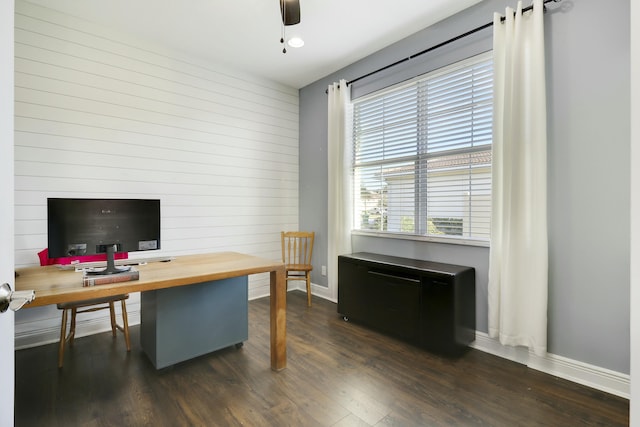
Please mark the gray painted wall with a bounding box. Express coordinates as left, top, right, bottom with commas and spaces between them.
299, 0, 630, 374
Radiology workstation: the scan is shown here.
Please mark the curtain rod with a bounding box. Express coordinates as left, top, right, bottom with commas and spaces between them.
330, 0, 561, 92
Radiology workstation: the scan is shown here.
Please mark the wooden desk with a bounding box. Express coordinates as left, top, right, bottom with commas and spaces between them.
14, 252, 287, 371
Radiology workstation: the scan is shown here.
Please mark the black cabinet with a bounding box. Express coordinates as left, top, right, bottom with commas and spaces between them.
338, 252, 475, 357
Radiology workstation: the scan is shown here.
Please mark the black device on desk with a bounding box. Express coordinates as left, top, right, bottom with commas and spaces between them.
47, 198, 161, 275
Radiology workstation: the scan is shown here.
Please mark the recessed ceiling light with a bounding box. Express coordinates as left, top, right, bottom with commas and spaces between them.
287, 37, 305, 48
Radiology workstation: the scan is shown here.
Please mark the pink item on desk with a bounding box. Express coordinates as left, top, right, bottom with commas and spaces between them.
37, 248, 128, 267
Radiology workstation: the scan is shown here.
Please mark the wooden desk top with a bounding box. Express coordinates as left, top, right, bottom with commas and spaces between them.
15, 252, 285, 308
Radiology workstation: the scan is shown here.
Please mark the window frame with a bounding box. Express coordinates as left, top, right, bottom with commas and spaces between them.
350, 51, 493, 247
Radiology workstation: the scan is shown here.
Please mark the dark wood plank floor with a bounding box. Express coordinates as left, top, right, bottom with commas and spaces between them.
16, 291, 629, 426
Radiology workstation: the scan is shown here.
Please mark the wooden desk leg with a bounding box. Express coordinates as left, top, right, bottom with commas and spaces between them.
270, 267, 286, 371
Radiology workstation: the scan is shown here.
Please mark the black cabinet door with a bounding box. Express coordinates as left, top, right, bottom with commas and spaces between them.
367, 270, 421, 341
337, 259, 368, 321
421, 275, 455, 352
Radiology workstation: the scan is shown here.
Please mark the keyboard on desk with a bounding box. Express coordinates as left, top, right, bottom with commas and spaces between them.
56, 256, 175, 270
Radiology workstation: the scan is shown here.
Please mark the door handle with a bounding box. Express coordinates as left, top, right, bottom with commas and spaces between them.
0, 283, 35, 313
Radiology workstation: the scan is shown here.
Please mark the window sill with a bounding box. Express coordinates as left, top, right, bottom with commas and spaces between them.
351, 230, 490, 248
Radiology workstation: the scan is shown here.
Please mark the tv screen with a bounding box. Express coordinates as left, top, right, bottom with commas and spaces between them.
47, 198, 161, 274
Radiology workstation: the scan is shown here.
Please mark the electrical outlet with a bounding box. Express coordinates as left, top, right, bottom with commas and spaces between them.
321, 265, 327, 276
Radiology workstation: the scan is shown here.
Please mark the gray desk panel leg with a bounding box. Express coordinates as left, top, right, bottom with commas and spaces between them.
140, 276, 248, 369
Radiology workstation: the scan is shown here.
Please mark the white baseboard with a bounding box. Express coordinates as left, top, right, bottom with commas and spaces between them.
15, 287, 630, 400
310, 282, 336, 303
15, 310, 142, 350
248, 280, 336, 303
471, 332, 630, 399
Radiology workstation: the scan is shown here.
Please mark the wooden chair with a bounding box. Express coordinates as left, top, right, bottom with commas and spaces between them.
56, 294, 131, 368
281, 231, 315, 307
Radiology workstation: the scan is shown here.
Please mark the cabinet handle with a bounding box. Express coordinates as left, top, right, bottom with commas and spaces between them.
430, 280, 449, 287
368, 271, 420, 283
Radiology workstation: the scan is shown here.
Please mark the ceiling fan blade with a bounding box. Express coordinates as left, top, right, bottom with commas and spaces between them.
280, 0, 300, 26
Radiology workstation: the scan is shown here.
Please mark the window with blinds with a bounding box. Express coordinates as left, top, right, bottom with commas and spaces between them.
352, 52, 493, 242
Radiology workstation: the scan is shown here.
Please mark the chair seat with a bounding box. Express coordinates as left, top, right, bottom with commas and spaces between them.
57, 294, 128, 310
285, 264, 313, 272
57, 293, 131, 368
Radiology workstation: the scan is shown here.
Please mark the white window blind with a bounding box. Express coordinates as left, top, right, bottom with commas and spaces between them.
352, 53, 493, 242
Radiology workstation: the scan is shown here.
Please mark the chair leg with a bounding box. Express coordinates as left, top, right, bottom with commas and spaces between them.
69, 308, 77, 347
58, 308, 68, 368
306, 273, 312, 307
120, 299, 131, 352
109, 301, 117, 337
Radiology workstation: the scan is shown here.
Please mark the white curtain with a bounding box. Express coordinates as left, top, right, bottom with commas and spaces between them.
488, 0, 548, 356
327, 80, 352, 296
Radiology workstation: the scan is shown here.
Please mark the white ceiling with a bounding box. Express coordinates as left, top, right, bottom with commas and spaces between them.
26, 0, 482, 89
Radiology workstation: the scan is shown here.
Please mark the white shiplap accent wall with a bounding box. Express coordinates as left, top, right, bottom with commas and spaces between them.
13, 0, 299, 347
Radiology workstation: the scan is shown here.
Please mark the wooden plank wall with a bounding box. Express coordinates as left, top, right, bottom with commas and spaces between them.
13, 0, 299, 347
